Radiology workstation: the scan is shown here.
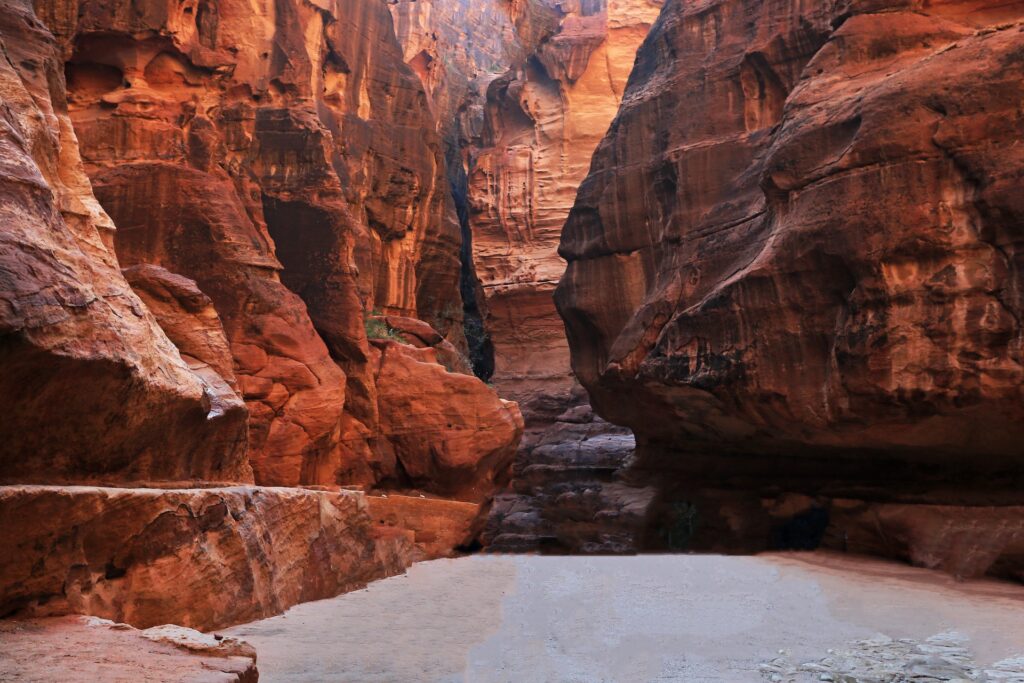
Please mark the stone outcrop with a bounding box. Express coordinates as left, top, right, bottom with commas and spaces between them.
0, 616, 258, 683
0, 0, 249, 485
43, 0, 506, 489
368, 494, 484, 560
484, 402, 656, 553
468, 0, 663, 420
556, 0, 1024, 575
374, 341, 523, 501
388, 0, 521, 136
0, 486, 411, 631
0, 0, 522, 646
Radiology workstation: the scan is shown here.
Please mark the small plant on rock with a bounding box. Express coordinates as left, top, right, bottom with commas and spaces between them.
364, 311, 405, 342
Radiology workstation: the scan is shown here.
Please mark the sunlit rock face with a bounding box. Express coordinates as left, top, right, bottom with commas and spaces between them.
556, 0, 1024, 571
35, 0, 521, 492
468, 0, 664, 421
388, 0, 522, 135
0, 0, 249, 485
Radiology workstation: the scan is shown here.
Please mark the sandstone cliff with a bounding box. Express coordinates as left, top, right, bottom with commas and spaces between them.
37, 0, 521, 493
0, 0, 525, 638
468, 0, 663, 420
556, 0, 1024, 576
0, 0, 249, 484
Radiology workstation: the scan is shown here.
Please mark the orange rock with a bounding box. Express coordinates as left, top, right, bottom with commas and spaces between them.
36, 0, 522, 490
826, 500, 1024, 581
375, 342, 524, 502
368, 495, 485, 560
123, 264, 251, 476
559, 0, 1024, 463
0, 485, 413, 630
467, 0, 663, 421
556, 0, 1024, 570
0, 0, 249, 485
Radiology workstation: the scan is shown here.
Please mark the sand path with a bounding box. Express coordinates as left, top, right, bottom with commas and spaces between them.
227, 553, 1024, 682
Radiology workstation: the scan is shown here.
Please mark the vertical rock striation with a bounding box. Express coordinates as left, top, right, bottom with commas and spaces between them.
556, 0, 1024, 576
468, 0, 663, 420
38, 0, 521, 493
0, 0, 526, 637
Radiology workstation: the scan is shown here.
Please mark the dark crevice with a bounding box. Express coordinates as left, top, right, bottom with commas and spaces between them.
447, 123, 495, 381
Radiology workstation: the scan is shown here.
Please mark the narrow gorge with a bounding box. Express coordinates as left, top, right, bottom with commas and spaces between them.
1, 0, 1022, 679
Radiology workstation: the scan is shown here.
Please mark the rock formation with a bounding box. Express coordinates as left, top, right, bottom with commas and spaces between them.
0, 0, 523, 643
0, 617, 259, 682
0, 485, 408, 630
556, 0, 1024, 577
468, 0, 663, 420
484, 402, 657, 553
0, 0, 249, 485
43, 0, 521, 491
368, 494, 485, 560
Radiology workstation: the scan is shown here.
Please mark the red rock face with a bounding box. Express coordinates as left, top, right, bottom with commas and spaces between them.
0, 0, 249, 485
0, 0, 524, 641
374, 341, 523, 501
0, 486, 411, 630
368, 494, 486, 560
556, 0, 1024, 569
32, 0, 522, 492
468, 0, 663, 421
0, 617, 259, 683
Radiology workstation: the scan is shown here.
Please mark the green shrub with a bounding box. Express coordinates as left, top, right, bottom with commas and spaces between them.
364, 313, 404, 342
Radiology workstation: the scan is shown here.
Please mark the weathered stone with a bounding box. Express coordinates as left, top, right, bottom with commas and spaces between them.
484, 409, 656, 553
468, 0, 663, 421
0, 616, 258, 683
0, 0, 250, 485
368, 494, 484, 560
374, 342, 524, 502
33, 0, 523, 495
0, 486, 412, 630
555, 0, 1024, 573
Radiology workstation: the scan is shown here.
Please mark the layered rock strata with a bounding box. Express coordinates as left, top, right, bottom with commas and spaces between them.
368, 494, 484, 560
484, 403, 656, 553
0, 486, 411, 631
556, 0, 1024, 576
0, 0, 249, 485
42, 0, 521, 490
0, 0, 522, 644
468, 0, 663, 419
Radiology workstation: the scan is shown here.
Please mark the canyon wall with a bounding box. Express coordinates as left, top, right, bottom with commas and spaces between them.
384, 0, 666, 552
36, 0, 521, 493
556, 0, 1024, 575
0, 0, 525, 636
468, 0, 663, 420
0, 0, 249, 485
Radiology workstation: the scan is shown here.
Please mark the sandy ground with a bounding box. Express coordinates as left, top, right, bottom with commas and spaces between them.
226, 553, 1024, 682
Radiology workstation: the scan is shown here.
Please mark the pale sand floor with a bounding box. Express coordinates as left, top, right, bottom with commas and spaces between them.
226, 553, 1024, 682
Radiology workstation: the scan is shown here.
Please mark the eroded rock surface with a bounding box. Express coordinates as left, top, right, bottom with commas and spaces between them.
368, 494, 484, 560
0, 0, 249, 485
556, 0, 1024, 574
0, 616, 258, 683
469, 0, 663, 420
374, 341, 523, 502
0, 486, 412, 630
40, 0, 464, 487
1, 0, 522, 650
485, 402, 656, 553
